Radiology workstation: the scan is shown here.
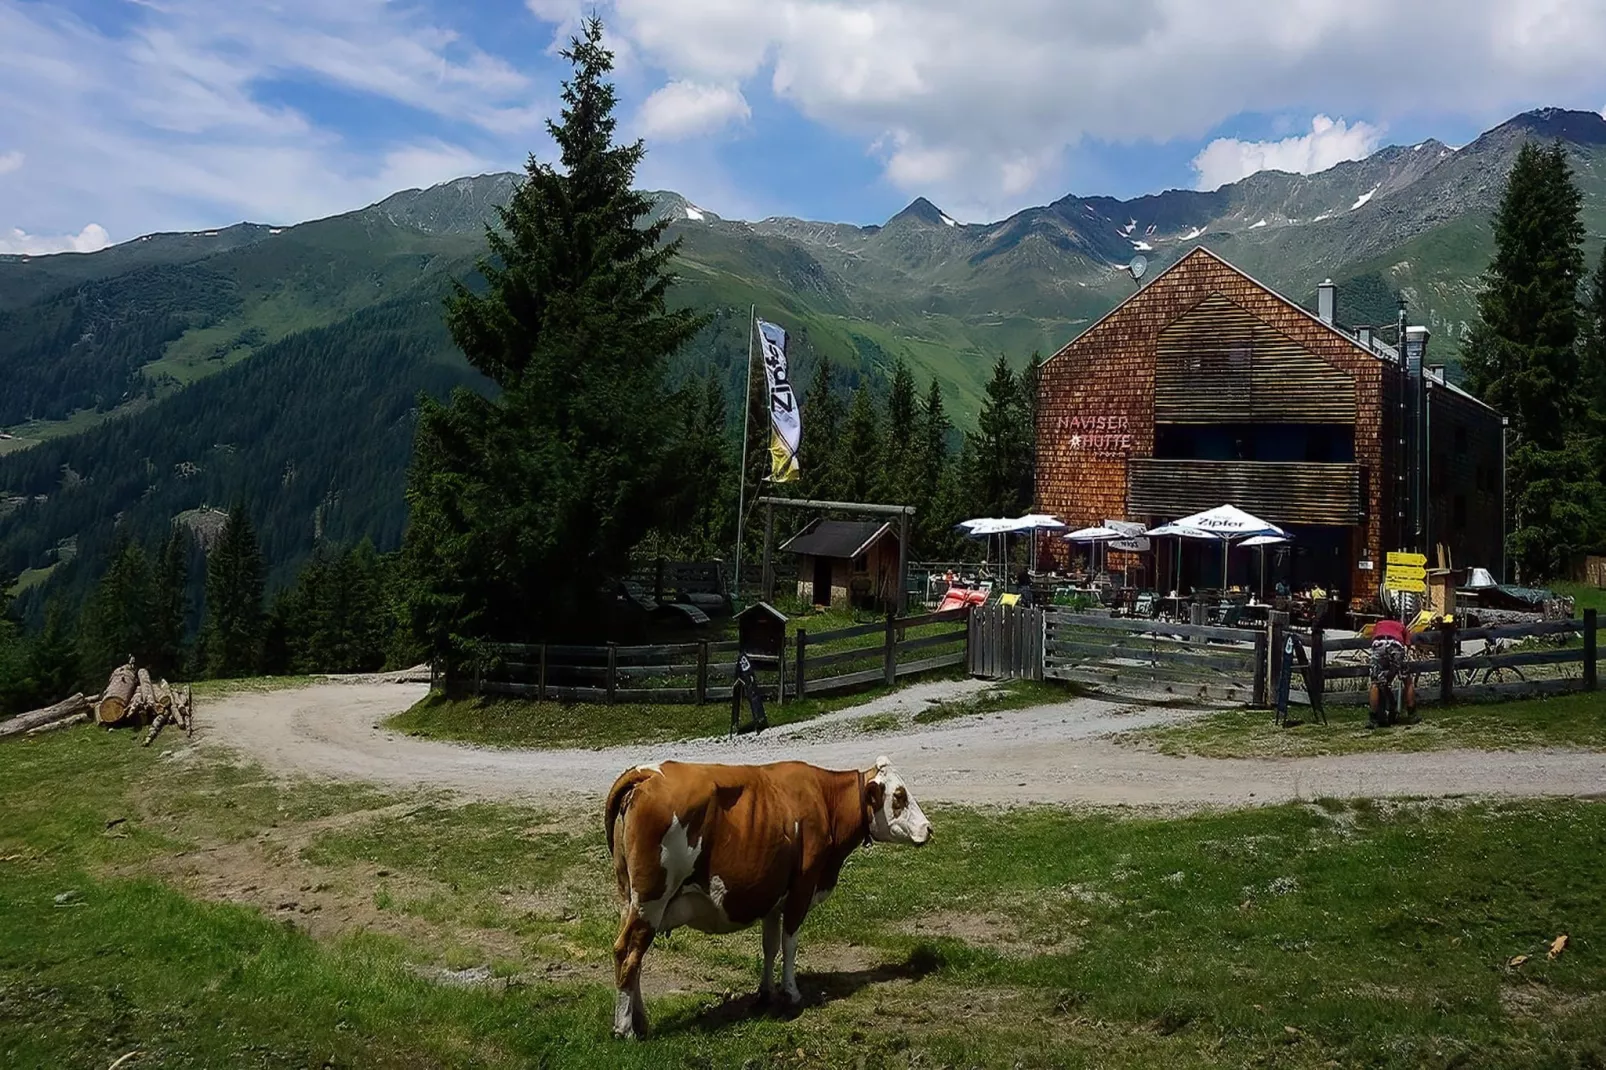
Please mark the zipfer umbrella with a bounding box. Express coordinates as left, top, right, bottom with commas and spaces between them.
1145, 505, 1288, 592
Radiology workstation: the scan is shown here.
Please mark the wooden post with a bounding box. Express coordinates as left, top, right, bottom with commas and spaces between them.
795, 629, 808, 699
538, 644, 548, 701
696, 641, 709, 705
897, 509, 911, 615
884, 611, 897, 686
606, 643, 618, 705
1439, 620, 1456, 706
1584, 609, 1598, 692
1190, 601, 1205, 626
1252, 630, 1269, 707
778, 639, 787, 706
1267, 611, 1289, 713
1309, 625, 1326, 714
761, 502, 775, 603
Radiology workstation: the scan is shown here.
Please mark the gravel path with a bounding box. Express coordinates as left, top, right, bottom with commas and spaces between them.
196, 679, 1606, 810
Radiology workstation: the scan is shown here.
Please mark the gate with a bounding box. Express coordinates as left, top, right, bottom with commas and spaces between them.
1043, 610, 1265, 704
967, 604, 1045, 681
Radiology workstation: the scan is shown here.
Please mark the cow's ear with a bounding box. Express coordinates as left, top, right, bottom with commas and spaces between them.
865, 779, 885, 812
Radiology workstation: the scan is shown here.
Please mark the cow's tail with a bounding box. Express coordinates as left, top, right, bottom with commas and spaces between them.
605, 768, 657, 858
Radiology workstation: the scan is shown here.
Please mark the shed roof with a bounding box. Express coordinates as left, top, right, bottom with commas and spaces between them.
778, 519, 895, 559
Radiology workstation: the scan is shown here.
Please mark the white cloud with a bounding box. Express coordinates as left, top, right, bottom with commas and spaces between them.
0, 223, 111, 255
1190, 115, 1385, 190
639, 81, 750, 140
549, 0, 1606, 219
0, 1, 552, 242
0, 150, 22, 175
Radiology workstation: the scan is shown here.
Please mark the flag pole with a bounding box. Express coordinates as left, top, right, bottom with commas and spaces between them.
734, 305, 756, 603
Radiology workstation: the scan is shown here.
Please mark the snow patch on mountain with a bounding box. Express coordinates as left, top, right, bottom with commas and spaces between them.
1131, 240, 1154, 252
939, 212, 958, 227
684, 206, 705, 221
1250, 218, 1268, 229
1351, 185, 1380, 211
1120, 219, 1136, 235
1181, 226, 1205, 241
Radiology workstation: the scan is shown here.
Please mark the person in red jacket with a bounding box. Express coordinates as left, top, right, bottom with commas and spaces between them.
1368, 617, 1416, 727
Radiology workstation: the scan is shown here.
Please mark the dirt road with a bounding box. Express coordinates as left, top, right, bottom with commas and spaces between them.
197, 679, 1606, 809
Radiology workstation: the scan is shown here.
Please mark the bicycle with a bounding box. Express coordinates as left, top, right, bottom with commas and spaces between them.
1455, 635, 1527, 687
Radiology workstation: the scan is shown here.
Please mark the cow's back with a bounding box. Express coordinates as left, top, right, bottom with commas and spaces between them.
609, 761, 825, 931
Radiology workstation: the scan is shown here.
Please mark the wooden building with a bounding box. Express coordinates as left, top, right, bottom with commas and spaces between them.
780, 519, 901, 609
1036, 247, 1505, 608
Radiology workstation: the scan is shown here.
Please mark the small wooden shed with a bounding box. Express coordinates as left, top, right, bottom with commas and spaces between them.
780, 519, 901, 610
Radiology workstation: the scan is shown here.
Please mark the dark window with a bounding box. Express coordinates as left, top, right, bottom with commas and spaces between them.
852, 554, 868, 573
1454, 424, 1468, 455
1453, 495, 1467, 530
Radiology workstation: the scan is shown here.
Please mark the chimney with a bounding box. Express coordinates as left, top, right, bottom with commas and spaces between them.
1317, 279, 1336, 324
1404, 325, 1430, 372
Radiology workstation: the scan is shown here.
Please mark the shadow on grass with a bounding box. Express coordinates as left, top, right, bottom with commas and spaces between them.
660, 945, 945, 1036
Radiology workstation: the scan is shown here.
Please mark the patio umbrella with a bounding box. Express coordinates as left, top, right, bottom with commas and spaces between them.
1239, 533, 1292, 598
1063, 525, 1124, 577
1145, 505, 1288, 592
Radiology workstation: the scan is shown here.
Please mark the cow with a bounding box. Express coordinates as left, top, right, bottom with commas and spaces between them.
603, 754, 932, 1038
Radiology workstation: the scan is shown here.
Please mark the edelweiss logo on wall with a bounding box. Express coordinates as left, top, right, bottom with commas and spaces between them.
1056, 413, 1133, 456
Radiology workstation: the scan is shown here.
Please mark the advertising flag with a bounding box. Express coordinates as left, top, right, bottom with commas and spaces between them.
757, 319, 801, 482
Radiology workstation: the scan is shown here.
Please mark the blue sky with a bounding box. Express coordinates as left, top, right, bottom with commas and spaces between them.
3, 0, 1606, 253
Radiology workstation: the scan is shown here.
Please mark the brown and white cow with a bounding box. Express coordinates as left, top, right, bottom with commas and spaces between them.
603, 755, 931, 1038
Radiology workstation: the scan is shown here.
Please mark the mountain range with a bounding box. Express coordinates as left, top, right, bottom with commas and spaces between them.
4, 106, 1606, 609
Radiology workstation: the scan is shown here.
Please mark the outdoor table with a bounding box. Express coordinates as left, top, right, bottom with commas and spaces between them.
1239, 604, 1271, 627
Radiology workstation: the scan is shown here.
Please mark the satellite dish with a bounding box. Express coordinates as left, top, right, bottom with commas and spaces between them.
1127, 255, 1148, 283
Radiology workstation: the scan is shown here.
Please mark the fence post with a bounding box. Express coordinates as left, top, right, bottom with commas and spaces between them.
1439, 620, 1456, 706
1267, 611, 1288, 712
1252, 629, 1269, 706
1309, 625, 1325, 714
795, 629, 808, 698
966, 611, 976, 675
1585, 609, 1598, 692
606, 642, 618, 706
696, 641, 708, 705
884, 611, 898, 686
1034, 607, 1046, 681
1190, 601, 1205, 626
538, 644, 547, 702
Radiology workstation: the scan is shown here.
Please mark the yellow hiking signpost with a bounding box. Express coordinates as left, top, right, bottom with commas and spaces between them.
1385, 551, 1428, 593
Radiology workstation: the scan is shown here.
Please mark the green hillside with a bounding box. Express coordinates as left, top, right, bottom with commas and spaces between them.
4, 106, 1606, 608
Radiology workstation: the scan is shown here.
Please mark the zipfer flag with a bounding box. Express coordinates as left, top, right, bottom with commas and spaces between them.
757, 319, 801, 482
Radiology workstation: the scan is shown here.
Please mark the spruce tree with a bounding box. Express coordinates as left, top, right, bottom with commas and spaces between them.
800, 358, 844, 500
838, 383, 882, 503
966, 354, 1031, 518
915, 378, 954, 550
28, 598, 79, 705
401, 17, 704, 648
203, 504, 265, 677
1463, 140, 1604, 579
0, 591, 29, 715
77, 538, 159, 683
1580, 243, 1606, 443
154, 528, 190, 678
879, 358, 919, 501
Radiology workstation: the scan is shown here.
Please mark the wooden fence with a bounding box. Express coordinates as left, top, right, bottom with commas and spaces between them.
471, 607, 970, 705
794, 609, 969, 697
968, 605, 1045, 681
1288, 609, 1600, 711
1041, 609, 1265, 704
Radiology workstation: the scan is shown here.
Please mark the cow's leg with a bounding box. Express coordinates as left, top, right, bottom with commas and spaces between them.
612, 907, 655, 1038
780, 924, 802, 1005
756, 907, 782, 1005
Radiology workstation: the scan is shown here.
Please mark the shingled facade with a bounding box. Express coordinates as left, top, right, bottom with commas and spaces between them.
1035, 247, 1505, 608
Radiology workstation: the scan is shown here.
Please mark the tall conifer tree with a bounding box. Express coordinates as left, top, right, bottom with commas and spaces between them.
402, 17, 704, 648
1463, 141, 1604, 578
838, 383, 882, 503
880, 358, 919, 500
800, 358, 844, 501
203, 504, 265, 677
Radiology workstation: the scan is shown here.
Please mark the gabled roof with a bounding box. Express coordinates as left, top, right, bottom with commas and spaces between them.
779, 519, 895, 559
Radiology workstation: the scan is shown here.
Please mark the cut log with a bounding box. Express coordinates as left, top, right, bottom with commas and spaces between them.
25, 712, 90, 737
0, 693, 90, 739
97, 661, 140, 726
142, 679, 179, 748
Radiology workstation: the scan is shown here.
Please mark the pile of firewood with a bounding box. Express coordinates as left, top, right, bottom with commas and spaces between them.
0, 657, 193, 745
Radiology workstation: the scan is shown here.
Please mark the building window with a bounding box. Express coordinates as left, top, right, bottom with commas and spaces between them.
1454, 424, 1468, 455
853, 553, 868, 573
1453, 495, 1467, 530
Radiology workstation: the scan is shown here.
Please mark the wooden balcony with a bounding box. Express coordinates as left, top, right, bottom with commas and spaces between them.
1127, 458, 1365, 527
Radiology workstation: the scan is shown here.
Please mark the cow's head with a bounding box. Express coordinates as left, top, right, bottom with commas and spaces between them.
865, 755, 932, 846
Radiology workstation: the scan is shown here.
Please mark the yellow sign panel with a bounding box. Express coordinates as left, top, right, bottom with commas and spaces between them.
1385, 576, 1427, 593
1387, 551, 1427, 567
1389, 564, 1427, 581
